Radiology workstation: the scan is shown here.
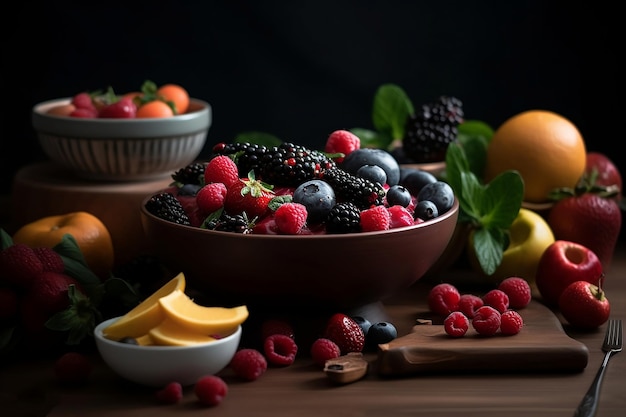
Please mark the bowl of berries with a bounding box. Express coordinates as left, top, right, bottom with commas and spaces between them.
140, 135, 459, 313
31, 81, 211, 181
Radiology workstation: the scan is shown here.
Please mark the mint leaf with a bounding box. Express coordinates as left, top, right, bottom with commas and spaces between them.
53, 234, 104, 303
472, 227, 507, 276
457, 120, 493, 179
371, 84, 414, 146
46, 285, 102, 345
479, 171, 524, 229
0, 228, 12, 250
350, 127, 391, 149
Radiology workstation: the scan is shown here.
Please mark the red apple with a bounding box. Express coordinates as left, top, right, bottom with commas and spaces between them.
558, 280, 610, 329
535, 240, 604, 306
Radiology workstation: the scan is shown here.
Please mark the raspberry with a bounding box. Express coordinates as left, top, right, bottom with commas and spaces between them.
274, 202, 308, 235
155, 381, 183, 404
324, 130, 361, 163
500, 310, 524, 335
196, 182, 227, 215
482, 289, 509, 313
387, 205, 415, 228
444, 311, 469, 337
498, 277, 532, 309
264, 334, 298, 366
230, 348, 267, 381
310, 338, 341, 367
427, 283, 461, 316
360, 205, 391, 232
32, 247, 65, 273
54, 352, 93, 384
472, 306, 502, 336
458, 294, 483, 319
194, 375, 228, 406
204, 155, 239, 187
0, 243, 44, 289
261, 319, 295, 340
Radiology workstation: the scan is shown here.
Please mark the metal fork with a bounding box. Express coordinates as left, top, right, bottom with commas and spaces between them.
574, 319, 622, 417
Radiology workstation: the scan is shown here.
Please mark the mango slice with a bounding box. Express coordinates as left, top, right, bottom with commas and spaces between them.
102, 272, 186, 340
149, 318, 218, 346
158, 289, 249, 335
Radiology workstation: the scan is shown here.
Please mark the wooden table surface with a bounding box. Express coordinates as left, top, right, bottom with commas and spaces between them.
2, 243, 625, 417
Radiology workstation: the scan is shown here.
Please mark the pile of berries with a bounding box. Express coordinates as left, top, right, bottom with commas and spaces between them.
427, 277, 531, 337
146, 130, 455, 235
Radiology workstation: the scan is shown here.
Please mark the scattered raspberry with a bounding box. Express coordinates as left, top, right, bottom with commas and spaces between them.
261, 319, 295, 340
500, 310, 524, 335
32, 247, 65, 273
498, 277, 532, 309
427, 283, 461, 316
204, 155, 239, 187
264, 334, 298, 366
324, 313, 365, 354
54, 352, 93, 384
194, 375, 228, 406
324, 130, 361, 163
196, 182, 227, 215
387, 205, 414, 228
458, 294, 483, 319
310, 338, 341, 367
229, 348, 267, 381
155, 381, 183, 404
444, 311, 469, 337
482, 289, 509, 313
274, 202, 308, 235
472, 306, 502, 336
360, 205, 391, 232
0, 243, 44, 289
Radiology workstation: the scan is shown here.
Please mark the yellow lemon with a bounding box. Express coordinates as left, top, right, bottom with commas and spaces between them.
149, 318, 218, 346
102, 272, 186, 340
158, 289, 249, 335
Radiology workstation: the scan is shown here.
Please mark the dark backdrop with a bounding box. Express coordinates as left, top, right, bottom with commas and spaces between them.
1, 2, 618, 206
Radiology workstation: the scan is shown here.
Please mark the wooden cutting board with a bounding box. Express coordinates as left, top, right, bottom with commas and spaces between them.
377, 300, 589, 376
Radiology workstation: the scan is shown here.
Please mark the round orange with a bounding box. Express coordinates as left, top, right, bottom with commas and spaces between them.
157, 83, 190, 115
12, 211, 115, 281
136, 100, 174, 118
484, 110, 587, 203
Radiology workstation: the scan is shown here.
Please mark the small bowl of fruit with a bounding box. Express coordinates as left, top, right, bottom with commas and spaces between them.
94, 273, 246, 387
140, 134, 459, 313
31, 81, 211, 182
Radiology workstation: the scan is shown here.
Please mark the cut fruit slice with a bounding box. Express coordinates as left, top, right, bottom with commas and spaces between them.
149, 318, 218, 346
102, 272, 186, 340
135, 334, 154, 346
158, 289, 249, 335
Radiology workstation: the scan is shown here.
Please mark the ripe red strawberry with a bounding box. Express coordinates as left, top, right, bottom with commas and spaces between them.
224, 172, 274, 220
32, 246, 65, 273
28, 271, 84, 314
558, 280, 610, 329
324, 130, 361, 163
323, 313, 365, 354
585, 152, 622, 199
205, 155, 239, 187
0, 243, 44, 289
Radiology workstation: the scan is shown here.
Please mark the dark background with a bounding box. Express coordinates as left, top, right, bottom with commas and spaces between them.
1, 1, 620, 226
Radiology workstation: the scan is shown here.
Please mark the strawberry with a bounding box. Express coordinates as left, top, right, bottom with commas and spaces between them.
28, 271, 83, 313
32, 246, 65, 273
323, 313, 365, 354
224, 171, 275, 220
0, 243, 44, 289
548, 173, 622, 269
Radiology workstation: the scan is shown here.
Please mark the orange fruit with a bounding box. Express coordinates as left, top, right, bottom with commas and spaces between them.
136, 100, 175, 118
484, 110, 587, 203
12, 211, 115, 281
157, 83, 190, 115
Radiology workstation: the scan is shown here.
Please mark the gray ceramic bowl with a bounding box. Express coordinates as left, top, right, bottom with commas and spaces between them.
31, 98, 211, 181
140, 197, 459, 312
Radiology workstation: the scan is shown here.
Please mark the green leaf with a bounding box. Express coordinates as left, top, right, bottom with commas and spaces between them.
53, 234, 104, 303
102, 277, 140, 310
371, 84, 414, 144
234, 131, 282, 147
472, 227, 507, 276
0, 228, 13, 250
268, 195, 293, 211
479, 171, 524, 230
45, 285, 102, 345
350, 128, 393, 149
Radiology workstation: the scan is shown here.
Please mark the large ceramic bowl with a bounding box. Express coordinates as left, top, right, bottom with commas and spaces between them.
94, 317, 241, 387
140, 197, 459, 312
31, 98, 211, 181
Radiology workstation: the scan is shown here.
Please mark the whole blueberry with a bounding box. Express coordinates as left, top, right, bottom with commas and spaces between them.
417, 181, 454, 213
386, 185, 412, 207
400, 169, 437, 196
351, 316, 372, 336
414, 200, 439, 221
340, 148, 401, 185
365, 322, 398, 349
177, 183, 202, 196
293, 179, 336, 224
356, 164, 387, 185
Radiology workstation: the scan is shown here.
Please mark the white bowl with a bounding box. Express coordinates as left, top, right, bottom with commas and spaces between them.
32, 98, 211, 181
94, 317, 241, 387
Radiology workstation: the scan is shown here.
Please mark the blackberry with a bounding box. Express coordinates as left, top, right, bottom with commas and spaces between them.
145, 192, 191, 226
171, 161, 207, 185
321, 167, 386, 209
402, 96, 464, 163
205, 213, 253, 234
213, 142, 268, 179
259, 142, 336, 187
326, 202, 361, 234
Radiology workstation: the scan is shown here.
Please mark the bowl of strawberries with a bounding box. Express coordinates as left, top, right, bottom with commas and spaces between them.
140, 133, 459, 313
31, 81, 211, 181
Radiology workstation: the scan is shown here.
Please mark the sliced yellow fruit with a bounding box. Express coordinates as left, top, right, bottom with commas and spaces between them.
158, 289, 249, 335
135, 334, 155, 346
149, 318, 218, 346
102, 272, 186, 340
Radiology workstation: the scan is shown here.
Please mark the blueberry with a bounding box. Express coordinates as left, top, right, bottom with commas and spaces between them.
365, 322, 398, 348
386, 185, 412, 207
400, 169, 437, 196
177, 183, 202, 196
351, 316, 372, 336
293, 179, 336, 224
414, 200, 439, 221
118, 337, 139, 345
340, 148, 401, 185
417, 181, 454, 213
356, 164, 387, 185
